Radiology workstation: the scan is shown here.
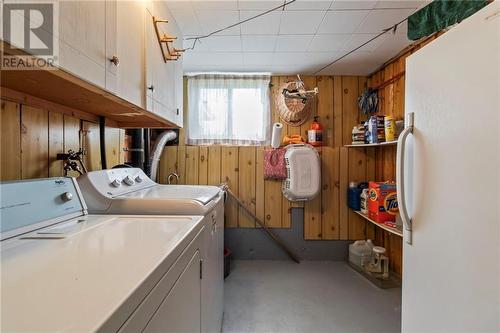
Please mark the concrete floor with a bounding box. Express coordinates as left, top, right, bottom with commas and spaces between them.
223, 260, 401, 333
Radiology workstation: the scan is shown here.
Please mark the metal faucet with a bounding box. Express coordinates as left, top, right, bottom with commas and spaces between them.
167, 172, 179, 184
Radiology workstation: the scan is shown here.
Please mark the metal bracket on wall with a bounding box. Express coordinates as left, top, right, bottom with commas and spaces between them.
153, 16, 185, 63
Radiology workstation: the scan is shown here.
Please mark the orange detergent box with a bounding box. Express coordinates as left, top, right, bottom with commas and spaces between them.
368, 181, 399, 223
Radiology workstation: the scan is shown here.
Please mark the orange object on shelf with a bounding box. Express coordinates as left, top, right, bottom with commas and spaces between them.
367, 181, 399, 224
307, 116, 323, 146
283, 134, 304, 145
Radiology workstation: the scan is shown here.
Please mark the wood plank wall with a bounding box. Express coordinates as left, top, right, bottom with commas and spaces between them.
0, 99, 125, 181
159, 75, 377, 242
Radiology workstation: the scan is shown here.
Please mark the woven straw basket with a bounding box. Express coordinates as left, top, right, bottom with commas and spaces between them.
276, 81, 312, 127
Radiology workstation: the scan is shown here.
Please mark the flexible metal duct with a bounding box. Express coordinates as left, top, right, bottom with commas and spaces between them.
150, 130, 177, 182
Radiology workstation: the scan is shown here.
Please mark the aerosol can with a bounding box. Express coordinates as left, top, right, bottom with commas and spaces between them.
307, 116, 323, 147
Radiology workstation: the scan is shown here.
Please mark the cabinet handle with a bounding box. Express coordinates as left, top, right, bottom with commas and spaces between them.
147, 85, 155, 92
109, 55, 119, 67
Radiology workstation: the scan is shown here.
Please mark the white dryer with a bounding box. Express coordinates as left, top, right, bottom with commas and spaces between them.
1, 178, 205, 332
77, 168, 224, 333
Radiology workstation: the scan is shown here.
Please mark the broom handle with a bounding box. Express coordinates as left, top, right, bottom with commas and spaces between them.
226, 189, 300, 264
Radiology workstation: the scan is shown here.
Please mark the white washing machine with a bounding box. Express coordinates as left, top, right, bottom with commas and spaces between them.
1, 178, 206, 332
77, 168, 224, 333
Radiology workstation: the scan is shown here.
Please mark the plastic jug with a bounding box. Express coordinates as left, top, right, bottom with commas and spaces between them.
349, 240, 374, 269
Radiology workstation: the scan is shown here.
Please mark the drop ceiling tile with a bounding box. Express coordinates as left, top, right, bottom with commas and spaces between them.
183, 52, 244, 66
372, 31, 412, 59
272, 52, 312, 65
171, 8, 204, 35
195, 10, 241, 35
166, 0, 193, 10
317, 10, 369, 33
317, 50, 383, 75
243, 52, 274, 65
308, 33, 351, 51
356, 8, 415, 33
342, 33, 388, 52
241, 35, 277, 51
285, 0, 333, 11
192, 1, 238, 10
329, 1, 377, 10
374, 1, 424, 9
275, 35, 314, 52
185, 35, 242, 52
240, 10, 282, 35
238, 1, 282, 10
279, 11, 325, 34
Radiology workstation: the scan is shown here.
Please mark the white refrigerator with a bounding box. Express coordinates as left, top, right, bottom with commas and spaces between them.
399, 2, 499, 332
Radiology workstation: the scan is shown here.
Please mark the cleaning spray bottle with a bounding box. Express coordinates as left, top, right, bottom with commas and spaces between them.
307, 116, 323, 147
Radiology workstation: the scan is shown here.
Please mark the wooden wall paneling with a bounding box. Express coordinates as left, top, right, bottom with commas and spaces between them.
1, 100, 21, 180
304, 147, 322, 240
48, 112, 64, 177
221, 147, 239, 228
105, 127, 121, 169
176, 145, 186, 184
21, 105, 49, 179
238, 147, 256, 228
185, 146, 199, 185
255, 146, 264, 228
207, 146, 221, 185
118, 129, 125, 164
264, 176, 282, 228
382, 64, 395, 116
341, 76, 360, 146
198, 146, 208, 185
159, 146, 178, 184
321, 147, 339, 240
339, 147, 349, 239
317, 76, 334, 147
81, 121, 101, 172
348, 148, 367, 240
333, 76, 343, 148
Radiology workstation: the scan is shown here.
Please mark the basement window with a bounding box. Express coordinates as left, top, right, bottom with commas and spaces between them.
186, 74, 271, 145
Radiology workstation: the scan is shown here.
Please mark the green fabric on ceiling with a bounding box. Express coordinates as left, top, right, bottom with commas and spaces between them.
407, 0, 489, 40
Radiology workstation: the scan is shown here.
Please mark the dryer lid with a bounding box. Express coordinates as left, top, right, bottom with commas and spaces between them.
118, 185, 221, 205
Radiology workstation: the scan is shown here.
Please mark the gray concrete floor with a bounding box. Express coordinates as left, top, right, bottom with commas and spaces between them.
223, 260, 401, 333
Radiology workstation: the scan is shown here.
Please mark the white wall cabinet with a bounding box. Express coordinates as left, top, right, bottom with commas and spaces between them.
145, 1, 183, 127
105, 0, 146, 109
56, 0, 183, 126
58, 0, 107, 88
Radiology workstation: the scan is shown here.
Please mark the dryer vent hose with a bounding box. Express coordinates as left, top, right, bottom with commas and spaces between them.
150, 130, 177, 182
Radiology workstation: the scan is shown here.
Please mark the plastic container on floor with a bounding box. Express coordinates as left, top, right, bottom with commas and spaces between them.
349, 240, 374, 269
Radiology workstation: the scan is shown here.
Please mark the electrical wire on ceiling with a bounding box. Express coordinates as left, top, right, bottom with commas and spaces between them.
313, 16, 409, 75
182, 0, 297, 51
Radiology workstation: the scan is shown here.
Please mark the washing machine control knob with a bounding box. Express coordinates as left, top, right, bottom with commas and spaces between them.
135, 176, 143, 183
123, 175, 135, 186
110, 179, 121, 188
60, 192, 73, 202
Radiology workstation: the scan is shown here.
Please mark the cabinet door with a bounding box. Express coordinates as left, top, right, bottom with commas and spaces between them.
143, 250, 201, 333
145, 1, 180, 125
105, 0, 146, 108
58, 0, 106, 87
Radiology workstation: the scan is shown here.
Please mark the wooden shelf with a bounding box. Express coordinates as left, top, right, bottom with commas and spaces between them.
344, 140, 398, 148
352, 210, 403, 237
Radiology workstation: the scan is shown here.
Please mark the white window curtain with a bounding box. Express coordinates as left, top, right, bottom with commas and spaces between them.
187, 74, 271, 145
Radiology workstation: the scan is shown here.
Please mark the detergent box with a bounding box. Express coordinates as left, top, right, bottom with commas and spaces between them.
368, 181, 399, 223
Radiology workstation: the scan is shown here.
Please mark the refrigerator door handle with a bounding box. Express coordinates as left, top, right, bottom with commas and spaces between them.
396, 112, 414, 245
